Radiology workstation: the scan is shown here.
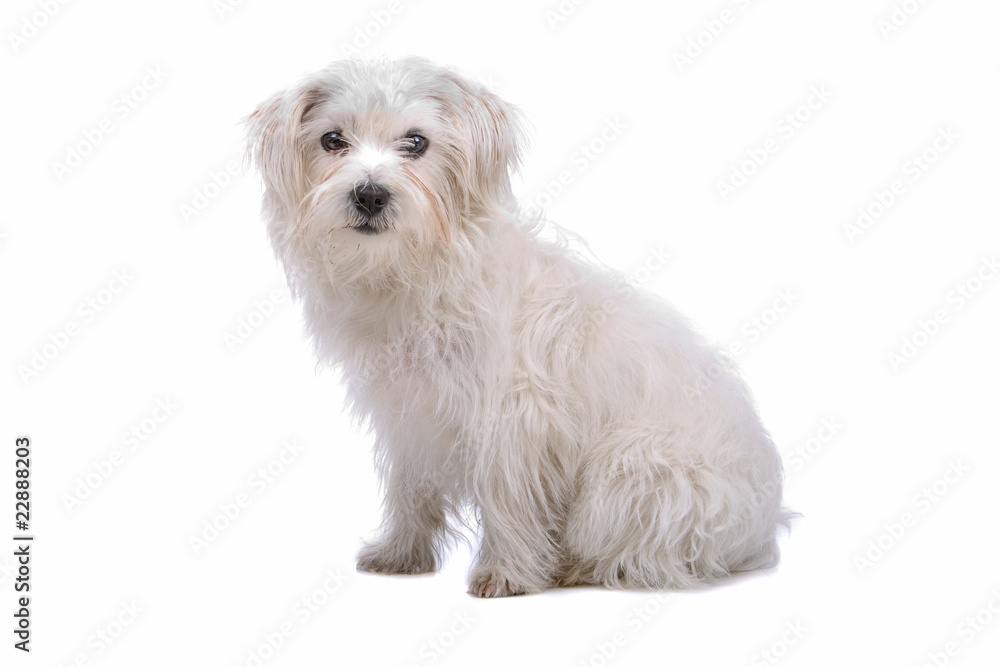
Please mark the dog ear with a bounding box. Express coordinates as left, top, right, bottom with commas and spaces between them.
243, 84, 326, 219
439, 73, 528, 209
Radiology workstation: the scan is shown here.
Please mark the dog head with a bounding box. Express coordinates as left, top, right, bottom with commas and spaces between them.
245, 57, 526, 291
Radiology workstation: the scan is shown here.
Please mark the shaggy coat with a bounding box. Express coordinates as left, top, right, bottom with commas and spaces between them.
246, 57, 792, 597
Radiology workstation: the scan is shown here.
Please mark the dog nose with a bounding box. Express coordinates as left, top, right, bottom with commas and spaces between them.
352, 182, 390, 218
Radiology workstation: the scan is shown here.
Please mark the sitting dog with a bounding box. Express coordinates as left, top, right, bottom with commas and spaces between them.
245, 57, 792, 597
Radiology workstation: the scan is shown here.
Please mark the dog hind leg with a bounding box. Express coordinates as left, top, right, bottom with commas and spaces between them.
560, 422, 785, 589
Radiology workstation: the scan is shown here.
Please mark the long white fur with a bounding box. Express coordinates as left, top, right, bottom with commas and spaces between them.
245, 57, 793, 597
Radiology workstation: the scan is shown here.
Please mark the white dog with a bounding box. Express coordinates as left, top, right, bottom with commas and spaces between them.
245, 57, 792, 597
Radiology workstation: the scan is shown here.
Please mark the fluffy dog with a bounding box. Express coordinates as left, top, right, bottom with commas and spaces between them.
245, 57, 792, 597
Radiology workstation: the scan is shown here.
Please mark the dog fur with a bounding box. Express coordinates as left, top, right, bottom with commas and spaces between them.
245, 57, 792, 597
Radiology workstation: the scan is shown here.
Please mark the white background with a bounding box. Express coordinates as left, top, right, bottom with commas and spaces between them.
3, 0, 999, 665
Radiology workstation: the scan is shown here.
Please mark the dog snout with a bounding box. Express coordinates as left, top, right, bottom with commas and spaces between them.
352, 182, 391, 218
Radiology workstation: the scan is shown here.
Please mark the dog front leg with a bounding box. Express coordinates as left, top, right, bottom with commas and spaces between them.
467, 412, 568, 597
357, 468, 447, 575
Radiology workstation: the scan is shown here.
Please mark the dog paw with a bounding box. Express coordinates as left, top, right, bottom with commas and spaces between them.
357, 542, 437, 575
468, 571, 528, 598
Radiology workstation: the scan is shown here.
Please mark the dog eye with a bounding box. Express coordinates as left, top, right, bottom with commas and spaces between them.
404, 133, 429, 157
321, 131, 349, 152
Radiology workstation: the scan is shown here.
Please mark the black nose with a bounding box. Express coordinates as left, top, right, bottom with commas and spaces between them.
352, 182, 390, 218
